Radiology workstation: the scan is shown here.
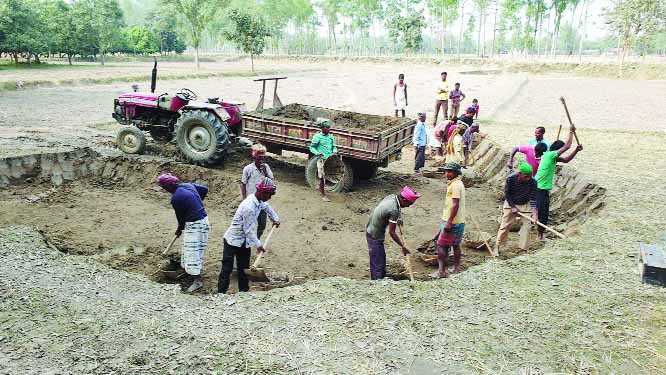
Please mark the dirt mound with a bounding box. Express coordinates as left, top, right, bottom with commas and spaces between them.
274, 103, 312, 121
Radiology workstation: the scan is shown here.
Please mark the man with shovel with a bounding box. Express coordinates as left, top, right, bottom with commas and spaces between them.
157, 173, 210, 293
493, 162, 538, 256
218, 177, 280, 294
241, 143, 274, 239
366, 186, 421, 280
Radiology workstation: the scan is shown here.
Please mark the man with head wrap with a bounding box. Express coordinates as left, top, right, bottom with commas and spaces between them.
218, 177, 280, 294
241, 143, 274, 239
157, 173, 210, 293
366, 186, 421, 280
493, 162, 538, 256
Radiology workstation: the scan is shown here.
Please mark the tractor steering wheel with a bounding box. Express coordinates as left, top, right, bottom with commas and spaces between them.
176, 88, 197, 101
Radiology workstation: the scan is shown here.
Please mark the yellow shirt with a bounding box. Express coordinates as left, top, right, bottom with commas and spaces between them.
436, 80, 449, 100
445, 133, 464, 165
441, 177, 465, 224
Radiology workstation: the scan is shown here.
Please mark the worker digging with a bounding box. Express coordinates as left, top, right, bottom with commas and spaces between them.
95, 67, 589, 289
157, 173, 210, 293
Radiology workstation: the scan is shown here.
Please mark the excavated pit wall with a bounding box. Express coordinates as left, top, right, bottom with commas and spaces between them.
0, 141, 606, 238
467, 138, 606, 234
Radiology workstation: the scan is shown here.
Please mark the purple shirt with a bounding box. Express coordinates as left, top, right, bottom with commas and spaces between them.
171, 183, 208, 230
449, 89, 464, 105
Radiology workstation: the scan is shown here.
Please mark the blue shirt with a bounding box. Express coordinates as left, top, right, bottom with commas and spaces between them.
529, 138, 550, 150
171, 183, 208, 230
413, 120, 428, 147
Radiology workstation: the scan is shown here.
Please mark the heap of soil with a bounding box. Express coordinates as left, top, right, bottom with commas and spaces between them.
274, 103, 312, 121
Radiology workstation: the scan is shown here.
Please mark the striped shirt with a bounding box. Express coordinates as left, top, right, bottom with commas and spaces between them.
504, 173, 537, 208
224, 195, 279, 248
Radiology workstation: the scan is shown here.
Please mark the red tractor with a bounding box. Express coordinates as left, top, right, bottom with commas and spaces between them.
112, 61, 245, 166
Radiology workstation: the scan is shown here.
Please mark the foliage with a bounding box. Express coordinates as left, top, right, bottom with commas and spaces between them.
385, 1, 426, 53
223, 8, 270, 70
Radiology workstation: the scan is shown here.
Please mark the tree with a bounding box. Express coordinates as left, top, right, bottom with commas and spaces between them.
224, 9, 270, 71
473, 0, 491, 56
164, 0, 229, 68
0, 0, 43, 65
605, 0, 666, 74
43, 0, 79, 65
71, 0, 124, 65
124, 26, 159, 54
428, 0, 459, 55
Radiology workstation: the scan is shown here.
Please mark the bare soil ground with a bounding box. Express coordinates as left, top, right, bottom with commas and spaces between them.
1, 58, 665, 373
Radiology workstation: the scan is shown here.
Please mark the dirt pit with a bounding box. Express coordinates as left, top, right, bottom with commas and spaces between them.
264, 103, 406, 132
0, 139, 605, 294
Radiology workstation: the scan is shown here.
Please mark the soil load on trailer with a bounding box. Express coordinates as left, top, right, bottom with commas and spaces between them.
267, 103, 404, 133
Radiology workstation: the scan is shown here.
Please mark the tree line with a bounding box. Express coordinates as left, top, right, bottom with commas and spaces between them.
1, 0, 664, 69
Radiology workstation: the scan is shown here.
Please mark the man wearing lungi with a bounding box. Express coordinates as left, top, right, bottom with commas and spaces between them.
218, 177, 280, 294
157, 173, 210, 293
433, 162, 466, 278
366, 186, 421, 280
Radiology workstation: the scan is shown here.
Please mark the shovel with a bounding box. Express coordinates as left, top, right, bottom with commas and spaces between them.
245, 227, 276, 282
162, 235, 179, 256
397, 223, 415, 282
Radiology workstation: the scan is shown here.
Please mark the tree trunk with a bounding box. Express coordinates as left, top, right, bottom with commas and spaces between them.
458, 9, 465, 59
491, 1, 498, 57
250, 53, 254, 72
568, 3, 579, 55
34, 54, 41, 64
27, 54, 32, 66
100, 51, 105, 66
13, 52, 19, 66
195, 47, 200, 69
477, 11, 482, 57
578, 0, 589, 62
67, 53, 73, 65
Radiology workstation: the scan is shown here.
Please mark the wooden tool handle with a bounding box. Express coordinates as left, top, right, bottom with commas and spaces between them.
556, 124, 562, 140
162, 235, 179, 256
516, 212, 566, 239
251, 226, 276, 270
470, 216, 495, 257
398, 224, 415, 282
559, 97, 580, 145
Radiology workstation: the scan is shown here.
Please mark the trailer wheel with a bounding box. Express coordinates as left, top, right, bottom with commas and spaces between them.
306, 156, 354, 193
175, 110, 229, 166
352, 160, 379, 179
116, 126, 146, 154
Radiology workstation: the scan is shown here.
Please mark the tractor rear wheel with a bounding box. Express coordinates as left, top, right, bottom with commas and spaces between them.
175, 110, 229, 166
116, 126, 146, 154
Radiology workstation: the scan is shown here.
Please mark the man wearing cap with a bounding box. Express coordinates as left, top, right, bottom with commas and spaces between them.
157, 173, 210, 293
218, 177, 280, 294
241, 143, 274, 239
309, 120, 338, 202
413, 112, 428, 174
366, 186, 421, 280
493, 162, 538, 256
433, 162, 465, 278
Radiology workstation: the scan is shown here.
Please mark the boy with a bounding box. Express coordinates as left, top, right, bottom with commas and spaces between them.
309, 120, 338, 202
433, 72, 449, 125
366, 186, 421, 280
534, 125, 583, 240
470, 99, 479, 119
393, 73, 408, 117
433, 162, 465, 278
449, 82, 466, 119
413, 112, 428, 174
241, 143, 274, 239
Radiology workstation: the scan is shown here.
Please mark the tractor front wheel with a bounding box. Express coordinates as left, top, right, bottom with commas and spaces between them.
116, 126, 146, 154
175, 110, 229, 166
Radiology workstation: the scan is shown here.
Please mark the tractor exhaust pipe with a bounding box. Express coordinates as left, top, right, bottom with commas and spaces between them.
150, 58, 157, 93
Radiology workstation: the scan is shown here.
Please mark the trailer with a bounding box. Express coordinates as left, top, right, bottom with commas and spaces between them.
242, 79, 415, 192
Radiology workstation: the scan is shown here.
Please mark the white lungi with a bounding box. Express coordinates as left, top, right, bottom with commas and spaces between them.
394, 84, 407, 110
181, 216, 210, 275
